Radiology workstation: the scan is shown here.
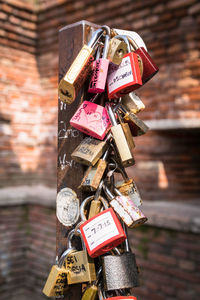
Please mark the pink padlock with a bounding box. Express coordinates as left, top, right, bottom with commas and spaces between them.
70, 101, 111, 140
88, 35, 110, 94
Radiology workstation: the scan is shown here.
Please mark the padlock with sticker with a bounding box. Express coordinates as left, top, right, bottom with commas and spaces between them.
80, 182, 126, 258
107, 35, 142, 99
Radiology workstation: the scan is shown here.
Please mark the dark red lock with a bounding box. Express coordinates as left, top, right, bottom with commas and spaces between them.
107, 35, 142, 99
80, 207, 126, 258
129, 36, 159, 84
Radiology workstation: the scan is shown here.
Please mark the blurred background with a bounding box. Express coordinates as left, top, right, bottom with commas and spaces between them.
0, 0, 200, 299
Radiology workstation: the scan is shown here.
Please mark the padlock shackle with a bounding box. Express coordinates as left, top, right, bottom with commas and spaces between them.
106, 105, 118, 126
88, 25, 110, 49
67, 228, 86, 251
102, 34, 110, 59
117, 103, 128, 115
113, 186, 123, 197
58, 247, 75, 267
103, 184, 115, 201
102, 146, 110, 161
126, 35, 139, 50
80, 194, 109, 221
122, 222, 131, 253
88, 28, 104, 48
113, 34, 131, 53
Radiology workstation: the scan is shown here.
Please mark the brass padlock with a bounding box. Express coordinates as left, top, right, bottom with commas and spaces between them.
65, 229, 96, 284
58, 26, 109, 104
117, 104, 149, 136
81, 267, 102, 300
80, 148, 110, 191
114, 165, 142, 207
42, 248, 75, 297
116, 110, 135, 151
121, 92, 145, 114
107, 36, 128, 65
106, 104, 135, 167
71, 137, 108, 166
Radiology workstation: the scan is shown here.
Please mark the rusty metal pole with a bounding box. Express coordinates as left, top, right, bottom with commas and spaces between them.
57, 20, 100, 300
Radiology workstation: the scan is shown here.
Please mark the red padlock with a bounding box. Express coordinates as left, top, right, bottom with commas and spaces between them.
128, 36, 159, 84
88, 34, 110, 94
107, 35, 142, 99
70, 101, 111, 140
80, 195, 126, 258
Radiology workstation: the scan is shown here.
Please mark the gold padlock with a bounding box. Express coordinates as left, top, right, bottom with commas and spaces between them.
58, 26, 109, 104
117, 110, 135, 151
65, 229, 96, 284
118, 104, 149, 136
79, 148, 110, 191
42, 248, 75, 297
107, 36, 128, 65
106, 105, 135, 167
71, 137, 108, 166
114, 164, 142, 207
121, 92, 145, 114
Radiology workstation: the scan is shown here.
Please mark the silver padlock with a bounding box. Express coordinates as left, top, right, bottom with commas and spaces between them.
101, 224, 139, 291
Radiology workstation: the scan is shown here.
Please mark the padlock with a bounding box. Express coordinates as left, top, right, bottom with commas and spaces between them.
102, 227, 139, 291
70, 101, 111, 140
117, 104, 149, 136
107, 35, 142, 99
107, 35, 128, 65
116, 110, 135, 151
113, 187, 147, 227
98, 282, 137, 300
58, 26, 108, 104
65, 228, 96, 284
80, 185, 126, 258
114, 166, 142, 207
106, 104, 134, 167
104, 184, 147, 228
42, 247, 75, 297
128, 36, 159, 84
121, 92, 145, 114
81, 267, 102, 300
88, 34, 110, 94
71, 136, 108, 166
103, 184, 134, 228
80, 147, 110, 191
